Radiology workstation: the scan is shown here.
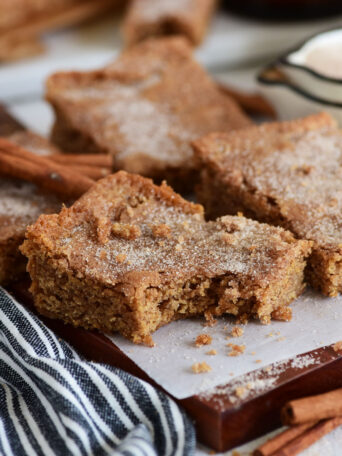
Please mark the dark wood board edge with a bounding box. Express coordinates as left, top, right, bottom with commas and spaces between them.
8, 282, 342, 452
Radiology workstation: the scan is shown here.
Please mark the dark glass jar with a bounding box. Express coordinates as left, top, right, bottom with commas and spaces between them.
222, 0, 342, 21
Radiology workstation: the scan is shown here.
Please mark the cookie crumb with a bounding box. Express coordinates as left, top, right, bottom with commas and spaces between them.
333, 341, 342, 352
230, 326, 244, 338
227, 344, 246, 357
204, 311, 217, 327
116, 253, 127, 263
221, 232, 236, 245
112, 222, 141, 240
206, 349, 217, 356
195, 334, 212, 347
235, 386, 246, 398
152, 223, 171, 238
192, 362, 211, 374
255, 359, 262, 363
96, 216, 111, 244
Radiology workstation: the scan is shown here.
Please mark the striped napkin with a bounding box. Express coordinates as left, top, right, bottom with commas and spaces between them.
0, 287, 195, 456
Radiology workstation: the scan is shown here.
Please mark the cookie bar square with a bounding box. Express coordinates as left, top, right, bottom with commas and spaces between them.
46, 37, 250, 192
194, 112, 342, 296
21, 171, 311, 344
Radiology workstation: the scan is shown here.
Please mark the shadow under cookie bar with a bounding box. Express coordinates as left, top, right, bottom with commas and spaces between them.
193, 112, 342, 296
21, 171, 311, 344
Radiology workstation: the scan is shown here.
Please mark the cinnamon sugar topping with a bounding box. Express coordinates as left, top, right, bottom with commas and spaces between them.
112, 223, 141, 240
151, 223, 171, 238
115, 254, 127, 264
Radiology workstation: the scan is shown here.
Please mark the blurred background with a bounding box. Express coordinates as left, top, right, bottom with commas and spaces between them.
1, 0, 341, 105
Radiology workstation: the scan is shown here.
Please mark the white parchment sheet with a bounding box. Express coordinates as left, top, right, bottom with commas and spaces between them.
108, 289, 342, 399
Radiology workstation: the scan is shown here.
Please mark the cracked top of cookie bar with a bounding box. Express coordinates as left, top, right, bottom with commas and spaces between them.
24, 171, 309, 291
194, 112, 342, 249
46, 37, 250, 174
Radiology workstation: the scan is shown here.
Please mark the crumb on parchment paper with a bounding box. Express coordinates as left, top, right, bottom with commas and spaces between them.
195, 333, 212, 347
203, 311, 217, 327
192, 362, 212, 373
333, 340, 342, 352
227, 344, 246, 357
230, 326, 244, 338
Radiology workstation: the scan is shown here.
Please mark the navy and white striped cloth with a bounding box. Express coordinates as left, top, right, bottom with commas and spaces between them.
0, 287, 195, 456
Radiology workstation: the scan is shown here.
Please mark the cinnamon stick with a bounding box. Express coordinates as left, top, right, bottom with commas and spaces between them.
271, 418, 342, 456
68, 164, 111, 181
282, 388, 342, 425
49, 153, 113, 169
0, 138, 94, 199
253, 422, 316, 456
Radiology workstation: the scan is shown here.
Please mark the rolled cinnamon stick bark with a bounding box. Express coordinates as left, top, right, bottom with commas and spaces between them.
282, 388, 342, 425
272, 418, 342, 456
49, 153, 113, 168
0, 139, 94, 198
254, 422, 316, 456
69, 164, 111, 180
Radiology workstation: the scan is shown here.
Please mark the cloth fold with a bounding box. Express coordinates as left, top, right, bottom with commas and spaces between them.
0, 287, 195, 456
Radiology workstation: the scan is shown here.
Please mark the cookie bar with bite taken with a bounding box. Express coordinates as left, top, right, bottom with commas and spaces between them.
21, 171, 311, 344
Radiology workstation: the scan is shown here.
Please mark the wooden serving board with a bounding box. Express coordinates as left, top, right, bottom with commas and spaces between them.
9, 282, 342, 452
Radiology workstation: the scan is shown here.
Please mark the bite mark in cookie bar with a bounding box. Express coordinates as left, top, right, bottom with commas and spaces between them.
123, 0, 216, 46
193, 112, 342, 296
46, 37, 250, 192
21, 171, 311, 344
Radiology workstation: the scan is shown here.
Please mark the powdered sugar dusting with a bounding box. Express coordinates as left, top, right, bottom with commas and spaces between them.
0, 178, 61, 240
48, 39, 249, 175
57, 77, 195, 168
210, 124, 342, 248
199, 352, 319, 407
49, 175, 303, 288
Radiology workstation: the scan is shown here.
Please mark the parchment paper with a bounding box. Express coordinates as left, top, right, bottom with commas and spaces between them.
108, 289, 342, 399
